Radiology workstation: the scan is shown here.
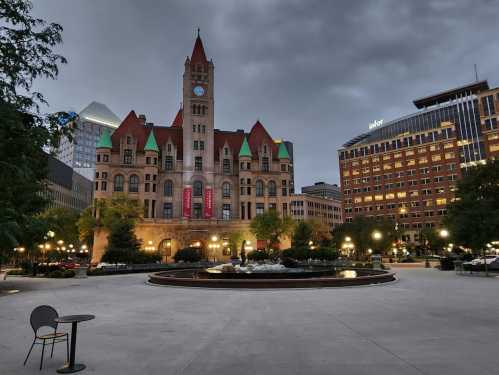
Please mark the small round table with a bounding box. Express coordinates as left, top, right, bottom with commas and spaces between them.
54, 314, 95, 373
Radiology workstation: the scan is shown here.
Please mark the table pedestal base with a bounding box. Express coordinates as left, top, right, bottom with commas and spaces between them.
57, 363, 86, 373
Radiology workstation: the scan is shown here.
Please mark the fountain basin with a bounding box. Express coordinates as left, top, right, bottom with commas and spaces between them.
148, 266, 396, 288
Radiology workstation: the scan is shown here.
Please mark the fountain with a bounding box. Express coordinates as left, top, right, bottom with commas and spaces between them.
148, 262, 396, 288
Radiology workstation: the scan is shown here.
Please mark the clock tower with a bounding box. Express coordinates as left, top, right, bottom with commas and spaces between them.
182, 30, 215, 219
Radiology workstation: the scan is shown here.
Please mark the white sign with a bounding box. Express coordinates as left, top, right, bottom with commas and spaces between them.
368, 119, 384, 130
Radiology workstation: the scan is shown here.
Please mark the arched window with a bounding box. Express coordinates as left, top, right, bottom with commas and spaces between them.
256, 180, 264, 197
268, 180, 276, 197
193, 180, 203, 197
114, 175, 124, 192
222, 182, 231, 198
164, 180, 173, 197
129, 175, 139, 192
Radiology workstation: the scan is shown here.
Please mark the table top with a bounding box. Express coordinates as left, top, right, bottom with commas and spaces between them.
55, 315, 95, 324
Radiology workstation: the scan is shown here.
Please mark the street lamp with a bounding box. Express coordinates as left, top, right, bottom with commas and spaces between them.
372, 231, 382, 241
439, 229, 449, 239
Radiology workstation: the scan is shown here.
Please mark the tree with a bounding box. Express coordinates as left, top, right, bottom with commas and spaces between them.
419, 227, 447, 254
332, 216, 397, 258
250, 211, 295, 250
102, 221, 142, 265
292, 221, 313, 248
228, 231, 243, 257
0, 0, 70, 268
308, 218, 333, 246
99, 194, 142, 229
77, 207, 97, 249
39, 207, 80, 246
444, 160, 499, 253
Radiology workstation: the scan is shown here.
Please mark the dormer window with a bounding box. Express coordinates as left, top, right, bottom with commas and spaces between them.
262, 157, 269, 172
126, 136, 132, 145
123, 149, 133, 164
224, 147, 229, 156
167, 143, 172, 152
263, 145, 267, 154
223, 159, 231, 175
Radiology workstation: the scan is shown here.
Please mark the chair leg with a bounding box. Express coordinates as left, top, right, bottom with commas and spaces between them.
50, 332, 56, 358
23, 338, 36, 366
40, 340, 46, 371
66, 334, 69, 362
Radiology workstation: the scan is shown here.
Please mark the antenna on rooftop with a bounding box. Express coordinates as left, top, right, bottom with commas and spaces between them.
474, 64, 479, 82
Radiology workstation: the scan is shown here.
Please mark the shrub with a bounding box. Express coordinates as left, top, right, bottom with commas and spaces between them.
174, 247, 202, 263
132, 251, 162, 264
63, 270, 75, 278
7, 269, 26, 276
38, 264, 62, 275
281, 257, 299, 268
247, 250, 271, 261
310, 247, 338, 261
281, 247, 310, 260
48, 270, 64, 278
400, 257, 416, 263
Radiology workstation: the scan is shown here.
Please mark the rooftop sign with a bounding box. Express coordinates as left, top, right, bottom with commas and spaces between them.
368, 119, 384, 130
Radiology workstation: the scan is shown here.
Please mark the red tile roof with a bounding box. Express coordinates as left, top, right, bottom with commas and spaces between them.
191, 35, 207, 65
248, 120, 278, 158
171, 108, 183, 128
112, 113, 279, 162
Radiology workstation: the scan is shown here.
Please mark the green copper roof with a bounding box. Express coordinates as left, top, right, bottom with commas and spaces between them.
96, 128, 112, 148
278, 142, 290, 159
144, 130, 159, 152
238, 136, 252, 158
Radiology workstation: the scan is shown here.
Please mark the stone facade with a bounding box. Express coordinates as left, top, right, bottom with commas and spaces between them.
92, 32, 292, 263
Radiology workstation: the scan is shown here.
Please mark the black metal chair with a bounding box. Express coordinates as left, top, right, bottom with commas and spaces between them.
24, 305, 69, 370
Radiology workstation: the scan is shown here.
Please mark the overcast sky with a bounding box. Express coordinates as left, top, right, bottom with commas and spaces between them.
33, 0, 499, 189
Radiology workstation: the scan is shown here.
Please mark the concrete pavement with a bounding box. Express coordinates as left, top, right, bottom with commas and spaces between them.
0, 268, 498, 375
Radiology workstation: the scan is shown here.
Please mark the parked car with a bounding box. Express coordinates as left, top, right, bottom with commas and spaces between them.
60, 261, 79, 269
464, 255, 499, 266
95, 262, 127, 269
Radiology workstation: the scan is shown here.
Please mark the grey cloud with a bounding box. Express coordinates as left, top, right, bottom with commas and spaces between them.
32, 0, 499, 188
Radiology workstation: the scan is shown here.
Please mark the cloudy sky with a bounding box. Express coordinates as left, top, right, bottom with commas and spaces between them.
33, 0, 499, 189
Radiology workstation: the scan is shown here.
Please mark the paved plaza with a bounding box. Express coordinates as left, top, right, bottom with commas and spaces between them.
0, 268, 498, 375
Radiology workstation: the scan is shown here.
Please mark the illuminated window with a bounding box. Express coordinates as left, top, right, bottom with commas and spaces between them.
397, 192, 406, 198
374, 195, 383, 201
407, 159, 415, 166
488, 134, 499, 141
364, 196, 373, 202
394, 153, 402, 158
430, 145, 437, 151
354, 197, 362, 203
383, 155, 390, 161
343, 171, 350, 177
394, 162, 403, 168
490, 144, 499, 152
385, 193, 395, 199
445, 152, 455, 159
444, 142, 454, 149
432, 155, 441, 162
405, 150, 414, 156
436, 198, 447, 205
419, 157, 428, 164
362, 159, 369, 165
410, 191, 419, 197
418, 148, 426, 154
373, 165, 381, 172
352, 169, 360, 175
383, 164, 392, 170
372, 156, 380, 162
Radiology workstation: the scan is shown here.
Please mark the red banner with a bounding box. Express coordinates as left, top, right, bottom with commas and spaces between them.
204, 187, 213, 218
183, 187, 192, 218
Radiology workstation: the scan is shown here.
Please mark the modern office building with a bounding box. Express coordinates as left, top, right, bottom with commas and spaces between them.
290, 193, 343, 231
92, 32, 294, 262
57, 101, 121, 180
43, 154, 93, 212
302, 181, 342, 201
338, 80, 498, 243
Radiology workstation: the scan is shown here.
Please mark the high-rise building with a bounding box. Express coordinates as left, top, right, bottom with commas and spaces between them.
92, 32, 294, 262
43, 154, 93, 212
57, 101, 120, 180
302, 182, 342, 201
338, 80, 498, 243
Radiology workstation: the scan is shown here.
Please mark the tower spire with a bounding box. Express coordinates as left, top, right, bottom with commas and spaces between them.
197, 27, 200, 38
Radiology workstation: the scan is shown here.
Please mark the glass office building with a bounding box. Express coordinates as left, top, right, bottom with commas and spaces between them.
57, 102, 121, 180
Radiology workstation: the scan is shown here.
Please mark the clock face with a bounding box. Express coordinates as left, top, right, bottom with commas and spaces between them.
193, 86, 205, 97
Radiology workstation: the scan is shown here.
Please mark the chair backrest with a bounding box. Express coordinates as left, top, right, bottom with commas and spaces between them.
30, 305, 59, 333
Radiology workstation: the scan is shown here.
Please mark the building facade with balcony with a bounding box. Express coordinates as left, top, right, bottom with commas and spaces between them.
92, 33, 293, 262
338, 80, 499, 243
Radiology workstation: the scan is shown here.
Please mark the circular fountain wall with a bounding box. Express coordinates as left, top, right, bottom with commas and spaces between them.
148, 264, 396, 288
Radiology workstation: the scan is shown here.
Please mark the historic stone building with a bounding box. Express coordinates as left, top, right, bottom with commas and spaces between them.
92, 33, 293, 262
